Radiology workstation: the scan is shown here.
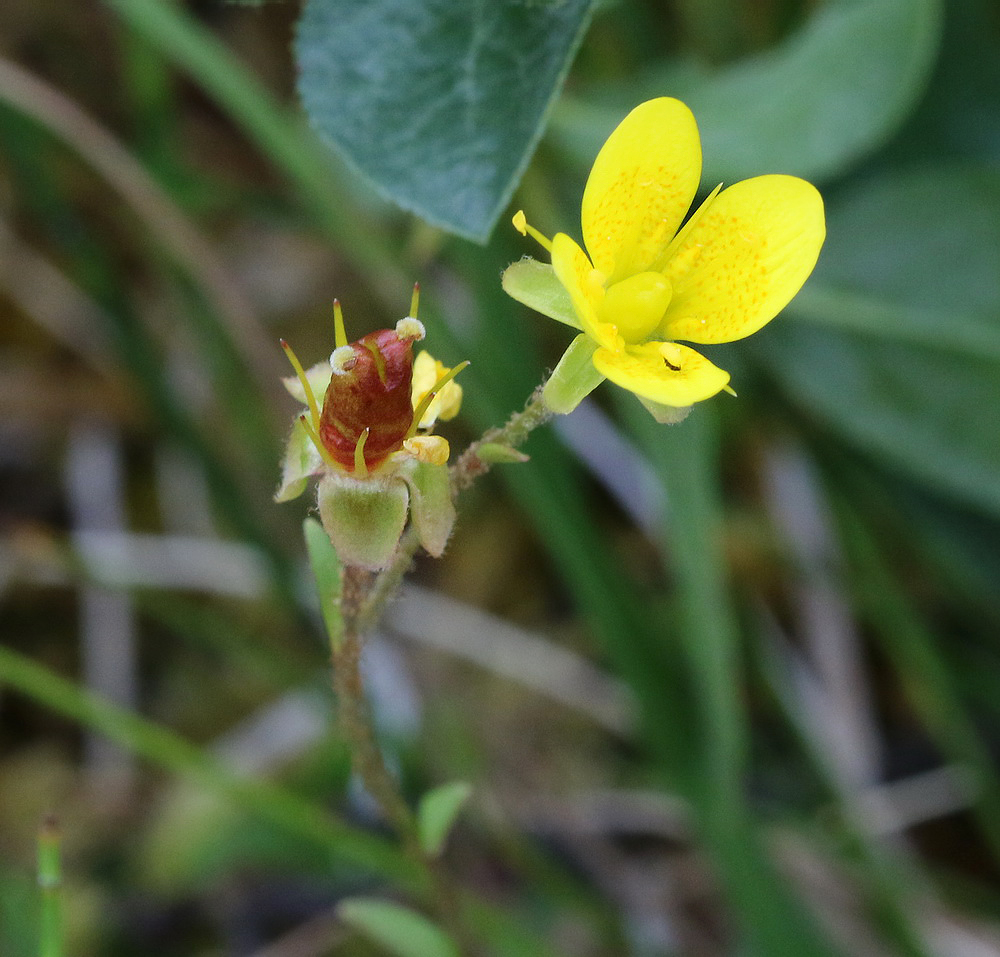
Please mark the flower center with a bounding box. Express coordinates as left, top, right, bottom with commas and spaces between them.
599, 272, 672, 344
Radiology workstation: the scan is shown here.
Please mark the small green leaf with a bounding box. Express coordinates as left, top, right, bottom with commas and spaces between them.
316, 475, 409, 571
303, 516, 343, 648
417, 781, 472, 857
502, 257, 580, 329
474, 443, 530, 464
338, 898, 459, 957
295, 0, 595, 241
401, 461, 456, 559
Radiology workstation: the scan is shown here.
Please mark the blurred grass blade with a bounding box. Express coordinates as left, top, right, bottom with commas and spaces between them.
832, 492, 1000, 868
37, 816, 63, 957
0, 643, 417, 887
101, 0, 404, 290
628, 403, 840, 957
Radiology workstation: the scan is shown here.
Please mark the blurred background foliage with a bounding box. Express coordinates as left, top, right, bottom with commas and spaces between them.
2, 0, 1000, 954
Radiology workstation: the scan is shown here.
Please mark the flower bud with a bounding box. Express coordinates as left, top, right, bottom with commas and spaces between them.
319, 329, 416, 473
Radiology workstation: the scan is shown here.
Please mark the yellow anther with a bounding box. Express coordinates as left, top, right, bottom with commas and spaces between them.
403, 435, 450, 466
512, 210, 552, 253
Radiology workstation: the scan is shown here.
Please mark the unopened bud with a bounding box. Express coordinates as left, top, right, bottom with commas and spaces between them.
319, 329, 416, 473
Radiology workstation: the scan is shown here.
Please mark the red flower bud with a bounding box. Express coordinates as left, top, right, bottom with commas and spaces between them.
319, 328, 416, 473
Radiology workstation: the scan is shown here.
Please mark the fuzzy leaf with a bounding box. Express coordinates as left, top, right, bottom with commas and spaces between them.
296, 0, 595, 241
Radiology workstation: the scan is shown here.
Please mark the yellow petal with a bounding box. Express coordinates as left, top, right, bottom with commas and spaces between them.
411, 351, 463, 428
592, 341, 730, 406
660, 174, 825, 344
581, 98, 702, 284
550, 232, 620, 350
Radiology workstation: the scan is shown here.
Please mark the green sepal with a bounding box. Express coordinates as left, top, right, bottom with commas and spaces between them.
502, 257, 581, 329
542, 334, 606, 414
316, 474, 408, 570
401, 461, 455, 558
275, 417, 323, 502
475, 443, 530, 464
636, 395, 692, 425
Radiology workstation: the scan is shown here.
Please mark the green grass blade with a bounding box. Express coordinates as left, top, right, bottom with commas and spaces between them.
0, 643, 418, 888
628, 404, 841, 957
832, 493, 1000, 868
37, 816, 63, 957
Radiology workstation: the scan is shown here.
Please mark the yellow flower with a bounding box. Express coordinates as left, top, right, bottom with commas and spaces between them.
504, 97, 825, 418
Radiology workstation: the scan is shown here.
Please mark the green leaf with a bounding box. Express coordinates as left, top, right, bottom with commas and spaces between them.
338, 898, 459, 957
555, 0, 942, 185
303, 517, 343, 649
417, 781, 472, 857
757, 166, 1000, 517
295, 0, 595, 241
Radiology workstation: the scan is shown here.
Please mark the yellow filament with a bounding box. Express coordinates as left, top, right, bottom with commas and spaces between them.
408, 360, 470, 438
298, 414, 337, 468
333, 299, 348, 349
281, 339, 322, 433
410, 282, 420, 319
353, 428, 370, 476
512, 210, 552, 253
362, 340, 387, 384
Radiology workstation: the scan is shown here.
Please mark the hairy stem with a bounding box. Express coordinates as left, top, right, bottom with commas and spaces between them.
322, 384, 554, 954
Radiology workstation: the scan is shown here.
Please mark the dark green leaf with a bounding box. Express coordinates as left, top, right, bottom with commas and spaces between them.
554, 0, 942, 186
757, 166, 1000, 516
295, 0, 595, 241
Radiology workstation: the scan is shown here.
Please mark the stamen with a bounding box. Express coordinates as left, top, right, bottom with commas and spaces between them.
333, 299, 348, 349
330, 345, 356, 376
512, 209, 552, 253
280, 339, 322, 434
410, 282, 420, 320
298, 414, 337, 468
353, 428, 370, 476
408, 360, 470, 437
395, 316, 425, 341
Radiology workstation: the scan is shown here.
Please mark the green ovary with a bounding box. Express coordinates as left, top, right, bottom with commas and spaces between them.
599, 272, 673, 343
